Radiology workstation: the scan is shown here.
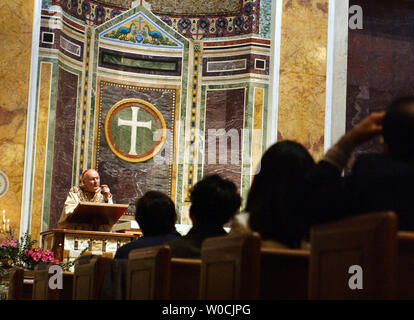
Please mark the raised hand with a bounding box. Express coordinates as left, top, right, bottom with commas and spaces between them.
100, 184, 111, 201
339, 112, 385, 153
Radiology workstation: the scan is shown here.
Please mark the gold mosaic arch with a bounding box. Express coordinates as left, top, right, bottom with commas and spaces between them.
104, 98, 167, 163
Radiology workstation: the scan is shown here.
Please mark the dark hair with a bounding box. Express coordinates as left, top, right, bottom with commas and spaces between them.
135, 191, 177, 236
190, 175, 241, 228
383, 96, 414, 159
247, 141, 315, 248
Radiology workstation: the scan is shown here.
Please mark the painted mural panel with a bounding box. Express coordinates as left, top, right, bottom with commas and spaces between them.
100, 12, 183, 48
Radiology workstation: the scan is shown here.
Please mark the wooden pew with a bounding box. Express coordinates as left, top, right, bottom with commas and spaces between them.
126, 246, 170, 300
396, 231, 414, 299
6, 268, 33, 300
170, 258, 201, 300
200, 233, 261, 300
260, 248, 309, 300
309, 212, 398, 300
72, 255, 110, 300
7, 268, 24, 300
32, 264, 49, 300
32, 264, 73, 300
170, 244, 309, 300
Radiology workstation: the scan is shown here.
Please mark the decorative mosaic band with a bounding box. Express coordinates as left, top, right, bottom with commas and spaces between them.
160, 0, 260, 40
79, 27, 92, 177
55, 0, 260, 39
184, 41, 202, 201
54, 0, 124, 25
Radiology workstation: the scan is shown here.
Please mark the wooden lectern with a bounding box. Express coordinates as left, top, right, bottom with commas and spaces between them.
66, 202, 129, 228
41, 203, 137, 271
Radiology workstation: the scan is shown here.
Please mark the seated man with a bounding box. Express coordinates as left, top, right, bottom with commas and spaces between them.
58, 169, 113, 231
167, 174, 241, 258
114, 191, 180, 259
303, 96, 414, 230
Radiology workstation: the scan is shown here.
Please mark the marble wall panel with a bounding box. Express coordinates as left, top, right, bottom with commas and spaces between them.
203, 88, 245, 191
40, 28, 84, 62
251, 87, 264, 181
96, 81, 176, 214
0, 0, 34, 232
347, 0, 414, 164
59, 32, 84, 61
39, 27, 60, 50
202, 54, 270, 77
277, 0, 329, 160
49, 68, 78, 228
98, 48, 182, 76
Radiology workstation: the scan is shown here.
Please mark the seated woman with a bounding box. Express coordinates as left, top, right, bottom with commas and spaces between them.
232, 140, 315, 249
167, 174, 241, 258
114, 191, 180, 259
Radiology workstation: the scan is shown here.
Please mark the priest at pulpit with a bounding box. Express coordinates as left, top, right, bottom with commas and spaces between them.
58, 169, 114, 231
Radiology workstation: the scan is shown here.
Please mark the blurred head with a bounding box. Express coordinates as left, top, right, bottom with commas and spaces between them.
135, 191, 177, 236
81, 169, 100, 193
190, 175, 241, 229
383, 96, 414, 160
247, 141, 315, 248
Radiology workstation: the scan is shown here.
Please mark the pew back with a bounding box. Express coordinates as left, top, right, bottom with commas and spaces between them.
170, 258, 201, 300
260, 248, 309, 299
32, 265, 49, 300
397, 231, 414, 299
200, 233, 261, 300
309, 212, 398, 300
7, 268, 24, 300
126, 246, 170, 300
73, 256, 110, 300
32, 264, 73, 300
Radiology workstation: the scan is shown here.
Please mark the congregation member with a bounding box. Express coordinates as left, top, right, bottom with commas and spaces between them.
115, 191, 180, 259
58, 169, 113, 231
303, 96, 414, 230
232, 141, 315, 249
167, 174, 241, 258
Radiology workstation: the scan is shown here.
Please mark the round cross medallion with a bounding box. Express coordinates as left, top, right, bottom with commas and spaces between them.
104, 99, 167, 163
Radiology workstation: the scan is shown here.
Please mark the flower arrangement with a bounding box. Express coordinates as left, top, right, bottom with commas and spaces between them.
0, 229, 58, 271
0, 237, 18, 268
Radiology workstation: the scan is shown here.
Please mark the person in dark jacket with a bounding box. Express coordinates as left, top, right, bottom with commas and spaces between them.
245, 141, 315, 249
167, 175, 241, 258
303, 96, 414, 230
115, 191, 180, 259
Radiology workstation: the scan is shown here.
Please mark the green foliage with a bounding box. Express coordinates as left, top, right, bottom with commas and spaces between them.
16, 233, 37, 269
